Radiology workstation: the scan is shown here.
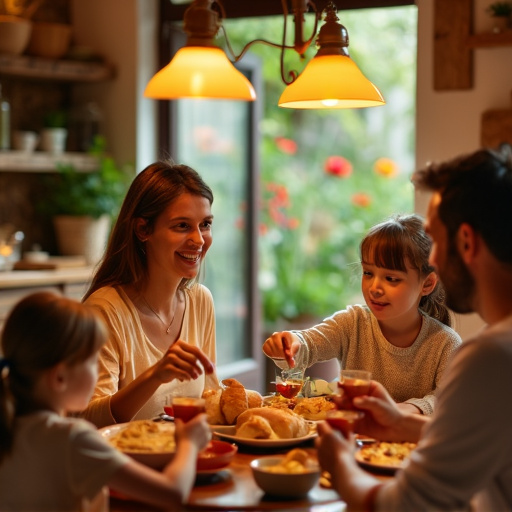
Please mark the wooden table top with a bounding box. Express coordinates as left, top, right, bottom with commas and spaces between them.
110, 439, 345, 511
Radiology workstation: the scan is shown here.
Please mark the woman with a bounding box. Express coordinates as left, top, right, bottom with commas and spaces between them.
80, 161, 218, 428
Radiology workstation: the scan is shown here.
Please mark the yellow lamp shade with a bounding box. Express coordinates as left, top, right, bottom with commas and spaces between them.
278, 54, 385, 109
144, 46, 256, 101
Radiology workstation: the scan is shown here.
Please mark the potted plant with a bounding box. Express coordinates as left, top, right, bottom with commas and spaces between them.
39, 135, 132, 264
487, 2, 512, 32
41, 109, 68, 154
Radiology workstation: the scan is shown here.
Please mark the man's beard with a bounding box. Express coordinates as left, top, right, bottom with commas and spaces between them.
439, 239, 476, 314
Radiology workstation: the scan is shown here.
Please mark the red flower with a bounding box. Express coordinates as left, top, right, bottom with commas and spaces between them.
287, 218, 300, 230
374, 157, 398, 178
324, 156, 353, 178
275, 137, 298, 155
351, 192, 372, 208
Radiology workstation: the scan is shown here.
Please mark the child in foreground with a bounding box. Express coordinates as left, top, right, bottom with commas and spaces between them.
263, 213, 462, 415
0, 291, 211, 511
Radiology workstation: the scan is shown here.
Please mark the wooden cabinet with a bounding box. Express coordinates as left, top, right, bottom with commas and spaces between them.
434, 0, 512, 91
0, 267, 93, 330
0, 54, 114, 172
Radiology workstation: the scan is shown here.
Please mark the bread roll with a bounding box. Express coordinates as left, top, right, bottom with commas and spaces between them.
236, 407, 310, 439
247, 389, 263, 409
220, 378, 248, 424
202, 388, 226, 425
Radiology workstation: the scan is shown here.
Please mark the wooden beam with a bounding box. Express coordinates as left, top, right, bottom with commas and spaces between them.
163, 1, 415, 21
434, 0, 473, 90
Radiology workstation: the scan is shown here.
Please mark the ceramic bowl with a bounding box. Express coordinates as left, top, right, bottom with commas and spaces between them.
250, 456, 321, 497
0, 15, 32, 56
196, 440, 238, 471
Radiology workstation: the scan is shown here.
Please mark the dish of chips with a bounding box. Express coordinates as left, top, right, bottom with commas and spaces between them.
355, 441, 417, 473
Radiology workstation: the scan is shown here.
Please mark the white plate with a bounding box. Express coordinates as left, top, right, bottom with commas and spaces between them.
99, 420, 176, 469
213, 430, 317, 448
354, 442, 416, 474
209, 424, 236, 435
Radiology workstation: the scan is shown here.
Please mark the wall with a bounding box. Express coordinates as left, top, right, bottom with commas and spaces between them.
70, 0, 159, 171
415, 0, 512, 339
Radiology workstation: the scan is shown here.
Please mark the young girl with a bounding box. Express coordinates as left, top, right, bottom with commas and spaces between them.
263, 213, 462, 415
0, 291, 211, 511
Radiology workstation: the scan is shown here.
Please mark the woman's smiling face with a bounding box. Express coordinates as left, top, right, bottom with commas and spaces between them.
145, 192, 213, 280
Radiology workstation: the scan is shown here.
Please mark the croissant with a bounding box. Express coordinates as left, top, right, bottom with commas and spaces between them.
202, 388, 226, 425
220, 378, 248, 424
236, 407, 310, 439
202, 380, 265, 425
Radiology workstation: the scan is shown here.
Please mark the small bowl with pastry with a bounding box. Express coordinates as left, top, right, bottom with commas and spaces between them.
250, 448, 321, 497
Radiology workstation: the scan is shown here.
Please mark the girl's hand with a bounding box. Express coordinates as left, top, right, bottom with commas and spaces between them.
262, 331, 300, 367
154, 339, 215, 384
174, 413, 211, 452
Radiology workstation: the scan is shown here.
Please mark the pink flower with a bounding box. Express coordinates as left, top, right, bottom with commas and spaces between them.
374, 157, 398, 178
351, 192, 372, 208
275, 137, 298, 155
324, 156, 353, 178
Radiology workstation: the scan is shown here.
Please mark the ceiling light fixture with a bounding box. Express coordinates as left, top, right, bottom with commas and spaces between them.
144, 0, 385, 109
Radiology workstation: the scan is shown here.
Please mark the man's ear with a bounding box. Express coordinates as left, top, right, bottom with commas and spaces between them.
422, 271, 438, 296
457, 223, 477, 264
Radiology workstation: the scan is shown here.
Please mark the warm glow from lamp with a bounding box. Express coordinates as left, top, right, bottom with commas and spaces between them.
144, 46, 256, 101
278, 54, 385, 109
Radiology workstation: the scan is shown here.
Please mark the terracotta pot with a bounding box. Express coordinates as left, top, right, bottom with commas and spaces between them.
0, 15, 32, 56
26, 22, 72, 59
53, 215, 110, 265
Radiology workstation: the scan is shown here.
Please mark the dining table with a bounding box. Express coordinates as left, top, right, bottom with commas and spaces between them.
109, 434, 392, 512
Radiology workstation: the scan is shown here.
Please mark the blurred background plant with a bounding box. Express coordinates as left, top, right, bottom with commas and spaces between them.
226, 6, 416, 327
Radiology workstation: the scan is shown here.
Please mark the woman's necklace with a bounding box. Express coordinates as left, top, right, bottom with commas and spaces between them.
142, 296, 176, 335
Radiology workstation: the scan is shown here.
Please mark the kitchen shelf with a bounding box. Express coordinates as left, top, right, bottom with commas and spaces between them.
0, 54, 115, 82
0, 151, 99, 172
467, 31, 512, 48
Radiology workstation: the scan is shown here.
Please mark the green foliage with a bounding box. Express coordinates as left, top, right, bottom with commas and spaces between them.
487, 2, 512, 16
224, 7, 417, 324
40, 136, 132, 219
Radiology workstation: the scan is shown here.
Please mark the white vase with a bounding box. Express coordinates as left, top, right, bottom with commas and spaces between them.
41, 127, 67, 154
53, 214, 110, 265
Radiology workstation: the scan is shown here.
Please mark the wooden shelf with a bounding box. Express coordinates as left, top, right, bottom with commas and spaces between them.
0, 151, 99, 172
0, 54, 115, 82
467, 31, 512, 48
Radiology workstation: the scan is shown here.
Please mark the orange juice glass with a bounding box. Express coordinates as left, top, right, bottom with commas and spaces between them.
338, 369, 372, 409
325, 410, 364, 438
171, 397, 206, 422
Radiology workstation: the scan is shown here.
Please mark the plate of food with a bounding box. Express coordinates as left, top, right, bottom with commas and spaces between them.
100, 420, 237, 472
355, 441, 417, 473
213, 406, 317, 447
100, 420, 176, 469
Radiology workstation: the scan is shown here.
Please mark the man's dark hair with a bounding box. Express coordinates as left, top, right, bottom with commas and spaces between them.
412, 143, 512, 264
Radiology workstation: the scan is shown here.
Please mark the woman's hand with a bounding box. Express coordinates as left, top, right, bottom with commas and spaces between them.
154, 339, 215, 384
174, 413, 211, 452
262, 331, 300, 367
